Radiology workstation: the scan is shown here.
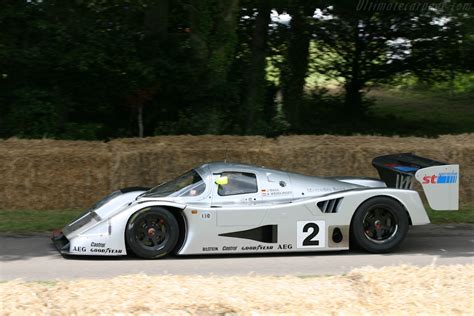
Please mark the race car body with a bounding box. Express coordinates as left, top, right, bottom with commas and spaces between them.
52, 153, 459, 258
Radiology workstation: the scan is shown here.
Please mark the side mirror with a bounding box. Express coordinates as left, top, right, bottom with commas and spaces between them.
215, 176, 228, 185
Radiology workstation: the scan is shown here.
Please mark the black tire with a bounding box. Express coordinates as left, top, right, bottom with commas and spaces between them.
126, 207, 179, 259
350, 197, 409, 253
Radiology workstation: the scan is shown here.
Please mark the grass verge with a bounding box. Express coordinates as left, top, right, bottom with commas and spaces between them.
425, 205, 474, 224
0, 209, 83, 233
0, 205, 472, 233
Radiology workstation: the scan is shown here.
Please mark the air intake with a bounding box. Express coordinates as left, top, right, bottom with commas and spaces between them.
317, 198, 343, 213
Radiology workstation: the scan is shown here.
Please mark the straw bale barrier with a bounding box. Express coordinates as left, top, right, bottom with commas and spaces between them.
2, 264, 473, 315
0, 134, 472, 210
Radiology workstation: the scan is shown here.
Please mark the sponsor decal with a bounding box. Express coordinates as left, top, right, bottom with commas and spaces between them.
90, 248, 122, 254
222, 246, 237, 251
278, 244, 293, 250
268, 188, 291, 196
307, 187, 349, 193
422, 172, 458, 184
384, 163, 419, 172
393, 166, 418, 172
241, 245, 274, 251
396, 173, 413, 189
76, 242, 121, 254
261, 189, 268, 197
72, 246, 86, 252
240, 197, 254, 203
202, 247, 218, 252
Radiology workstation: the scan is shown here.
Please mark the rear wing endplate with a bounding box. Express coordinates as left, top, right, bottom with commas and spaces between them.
372, 153, 459, 210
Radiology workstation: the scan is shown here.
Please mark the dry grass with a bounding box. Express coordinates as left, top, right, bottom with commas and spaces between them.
1, 264, 473, 315
0, 134, 473, 209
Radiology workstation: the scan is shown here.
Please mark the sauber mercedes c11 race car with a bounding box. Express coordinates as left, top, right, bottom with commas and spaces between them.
52, 153, 459, 259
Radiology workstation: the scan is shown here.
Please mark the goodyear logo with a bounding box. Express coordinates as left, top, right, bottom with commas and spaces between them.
422, 172, 458, 184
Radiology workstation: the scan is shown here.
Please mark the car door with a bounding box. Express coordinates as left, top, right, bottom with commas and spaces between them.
211, 171, 266, 226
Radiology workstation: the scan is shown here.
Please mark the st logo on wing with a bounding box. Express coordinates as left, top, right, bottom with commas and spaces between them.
422, 172, 458, 184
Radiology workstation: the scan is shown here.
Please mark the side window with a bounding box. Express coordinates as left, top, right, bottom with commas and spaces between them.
217, 172, 258, 196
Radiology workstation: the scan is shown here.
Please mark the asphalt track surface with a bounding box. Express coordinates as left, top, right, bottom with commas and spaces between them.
1, 224, 473, 281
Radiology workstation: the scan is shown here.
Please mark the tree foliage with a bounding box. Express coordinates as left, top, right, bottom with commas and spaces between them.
0, 0, 471, 139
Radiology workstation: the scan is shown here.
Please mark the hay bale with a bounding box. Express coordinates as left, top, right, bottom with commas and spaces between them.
0, 134, 472, 210
1, 264, 473, 314
0, 139, 111, 209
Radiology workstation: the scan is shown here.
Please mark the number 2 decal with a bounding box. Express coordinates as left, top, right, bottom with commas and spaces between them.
302, 223, 320, 246
297, 221, 326, 249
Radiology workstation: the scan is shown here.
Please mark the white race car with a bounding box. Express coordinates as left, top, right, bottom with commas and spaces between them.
52, 153, 459, 258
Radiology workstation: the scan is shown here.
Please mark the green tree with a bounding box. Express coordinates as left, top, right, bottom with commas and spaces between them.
279, 1, 315, 128
239, 0, 271, 134
311, 1, 466, 117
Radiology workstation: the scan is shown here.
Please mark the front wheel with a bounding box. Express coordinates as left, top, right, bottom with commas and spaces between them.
126, 207, 179, 259
351, 197, 409, 253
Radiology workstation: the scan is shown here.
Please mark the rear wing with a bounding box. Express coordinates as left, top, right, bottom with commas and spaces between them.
372, 153, 459, 210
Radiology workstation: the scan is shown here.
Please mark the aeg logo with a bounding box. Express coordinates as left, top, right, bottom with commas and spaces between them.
422, 172, 458, 184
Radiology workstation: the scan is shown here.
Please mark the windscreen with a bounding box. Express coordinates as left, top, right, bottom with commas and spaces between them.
143, 170, 204, 197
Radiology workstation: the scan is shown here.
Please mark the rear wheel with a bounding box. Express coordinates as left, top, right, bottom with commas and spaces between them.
351, 197, 409, 253
126, 207, 179, 259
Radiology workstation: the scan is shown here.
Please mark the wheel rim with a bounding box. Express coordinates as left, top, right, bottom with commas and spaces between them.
362, 207, 398, 244
133, 213, 169, 251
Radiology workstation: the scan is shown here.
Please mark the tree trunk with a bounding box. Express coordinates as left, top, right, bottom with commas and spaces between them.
344, 19, 364, 116
189, 0, 239, 79
137, 105, 144, 138
449, 68, 456, 97
344, 80, 363, 115
144, 0, 169, 41
208, 0, 239, 85
241, 2, 271, 134
281, 4, 314, 130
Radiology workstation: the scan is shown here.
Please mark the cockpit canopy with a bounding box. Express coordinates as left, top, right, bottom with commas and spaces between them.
140, 162, 364, 202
